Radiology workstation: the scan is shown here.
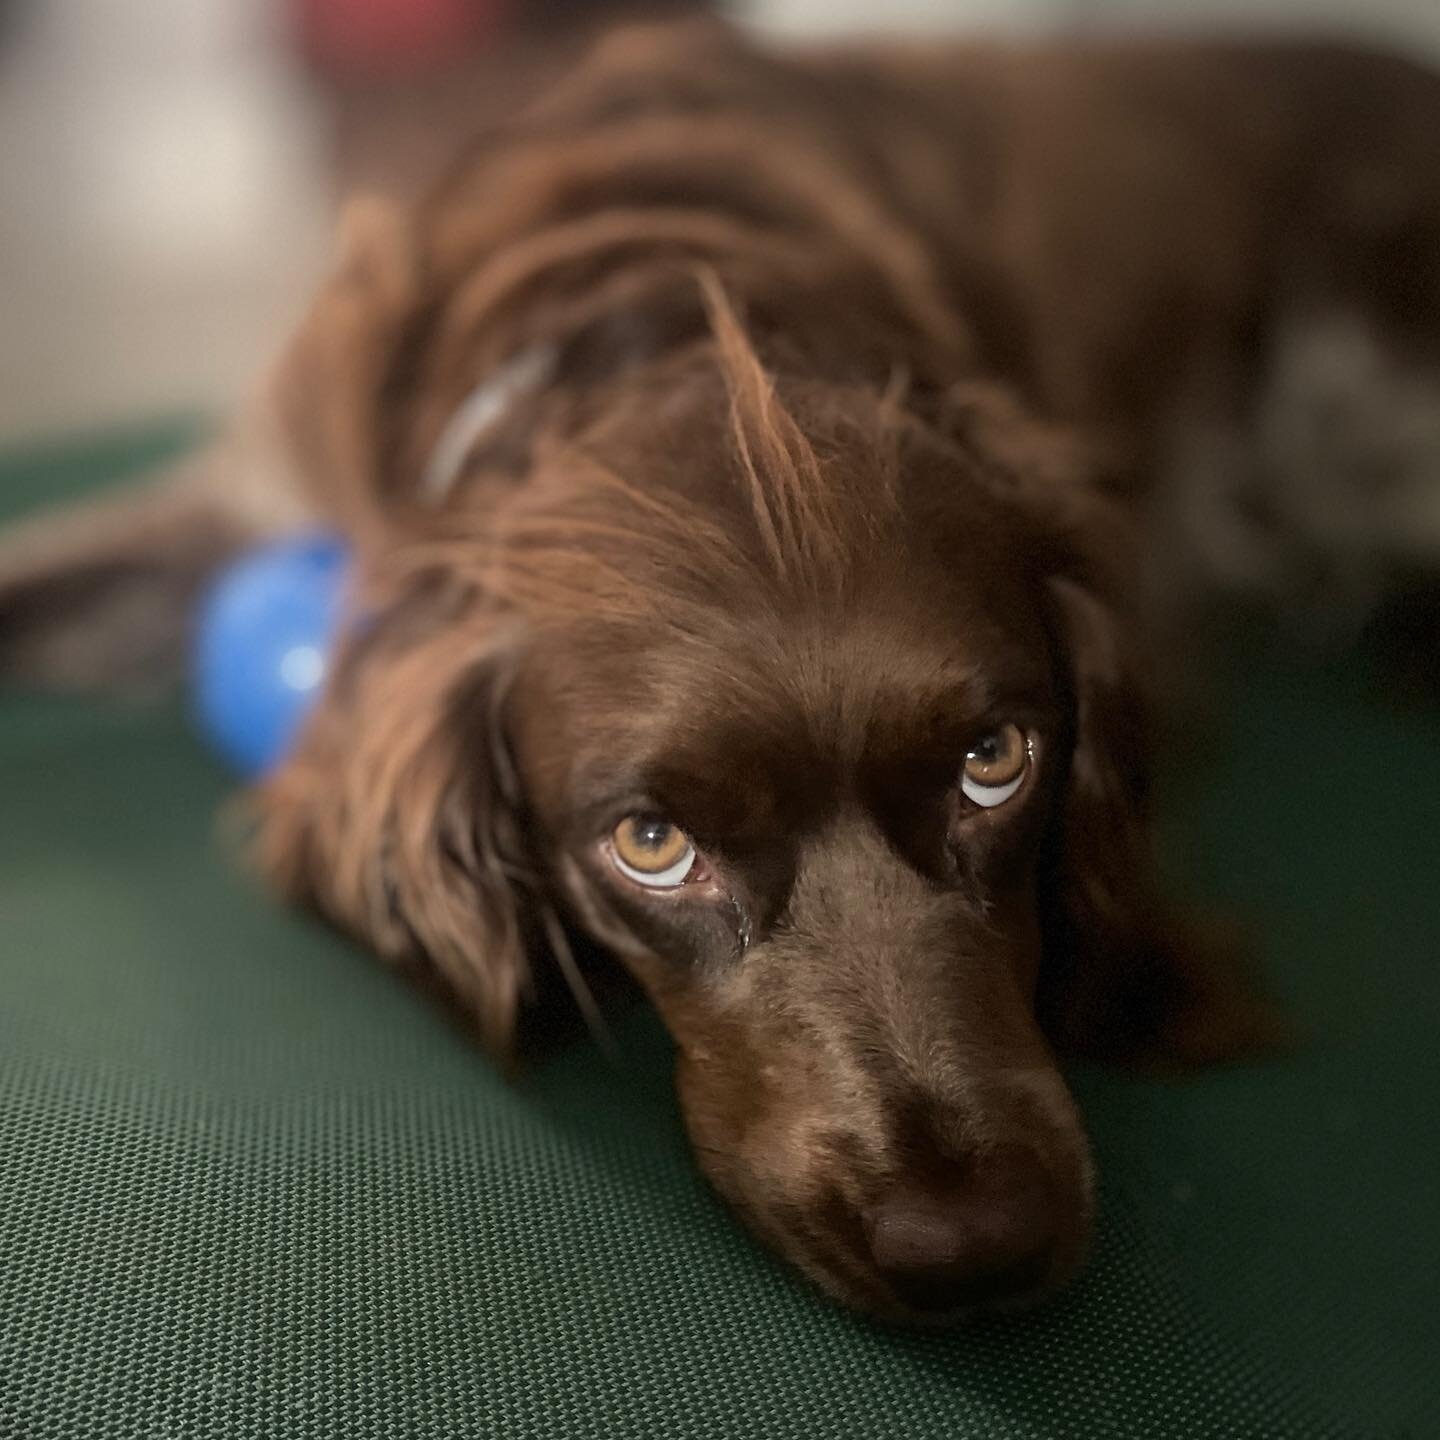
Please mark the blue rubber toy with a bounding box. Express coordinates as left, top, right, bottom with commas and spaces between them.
192, 534, 351, 779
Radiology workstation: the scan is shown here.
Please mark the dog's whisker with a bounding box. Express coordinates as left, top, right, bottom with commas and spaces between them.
536, 902, 620, 1065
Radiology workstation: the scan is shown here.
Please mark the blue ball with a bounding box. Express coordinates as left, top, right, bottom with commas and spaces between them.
192, 533, 351, 778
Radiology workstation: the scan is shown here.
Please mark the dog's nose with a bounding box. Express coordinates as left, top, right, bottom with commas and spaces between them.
867, 1150, 1057, 1313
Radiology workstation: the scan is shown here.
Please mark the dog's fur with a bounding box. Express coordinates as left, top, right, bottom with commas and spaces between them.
4, 21, 1440, 1321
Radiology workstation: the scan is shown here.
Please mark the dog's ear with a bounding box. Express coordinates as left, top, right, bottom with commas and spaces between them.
253, 589, 538, 1060
249, 201, 551, 1056
1033, 501, 1281, 1070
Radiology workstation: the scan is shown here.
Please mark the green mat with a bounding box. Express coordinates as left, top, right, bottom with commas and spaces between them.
2, 430, 1436, 1439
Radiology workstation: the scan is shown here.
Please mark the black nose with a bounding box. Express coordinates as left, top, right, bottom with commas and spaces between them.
866, 1149, 1057, 1314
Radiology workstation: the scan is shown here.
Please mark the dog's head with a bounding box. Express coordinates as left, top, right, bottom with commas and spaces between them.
510, 378, 1096, 1320
248, 256, 1235, 1321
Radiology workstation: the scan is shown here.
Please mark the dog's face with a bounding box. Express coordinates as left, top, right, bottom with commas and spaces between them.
256, 302, 1229, 1323
506, 432, 1094, 1319
389, 342, 1119, 1320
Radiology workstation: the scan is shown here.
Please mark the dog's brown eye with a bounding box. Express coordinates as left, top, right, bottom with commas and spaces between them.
961, 724, 1030, 808
610, 814, 697, 888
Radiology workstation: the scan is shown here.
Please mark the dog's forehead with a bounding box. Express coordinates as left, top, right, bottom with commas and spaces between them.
524, 570, 1058, 836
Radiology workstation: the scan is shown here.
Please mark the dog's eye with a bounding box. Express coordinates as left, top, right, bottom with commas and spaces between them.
609, 814, 698, 888
961, 724, 1030, 808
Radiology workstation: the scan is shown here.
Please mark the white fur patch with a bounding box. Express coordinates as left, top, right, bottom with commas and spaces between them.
420, 342, 557, 506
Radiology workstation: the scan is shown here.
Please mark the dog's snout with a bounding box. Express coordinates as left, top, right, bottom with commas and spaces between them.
866, 1149, 1057, 1314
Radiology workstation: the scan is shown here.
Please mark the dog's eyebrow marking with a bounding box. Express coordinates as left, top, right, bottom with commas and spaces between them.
420, 341, 557, 506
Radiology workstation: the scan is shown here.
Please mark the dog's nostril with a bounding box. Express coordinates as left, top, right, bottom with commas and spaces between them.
867, 1152, 1057, 1314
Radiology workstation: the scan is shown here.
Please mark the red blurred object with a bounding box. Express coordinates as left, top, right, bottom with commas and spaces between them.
298, 0, 509, 79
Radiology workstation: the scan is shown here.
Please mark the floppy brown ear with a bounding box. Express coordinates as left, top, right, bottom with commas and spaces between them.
926, 382, 1279, 1067
1034, 534, 1282, 1071
253, 588, 540, 1060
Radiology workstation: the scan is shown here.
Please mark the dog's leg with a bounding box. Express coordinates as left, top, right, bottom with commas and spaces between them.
0, 421, 314, 695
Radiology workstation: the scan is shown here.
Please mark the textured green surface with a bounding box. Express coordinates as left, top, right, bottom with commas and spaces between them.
2, 432, 1437, 1439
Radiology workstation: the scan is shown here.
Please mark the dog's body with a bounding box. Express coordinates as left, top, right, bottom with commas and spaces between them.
4, 22, 1439, 1321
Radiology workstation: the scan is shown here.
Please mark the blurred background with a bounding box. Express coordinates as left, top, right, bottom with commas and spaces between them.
2, 0, 1440, 446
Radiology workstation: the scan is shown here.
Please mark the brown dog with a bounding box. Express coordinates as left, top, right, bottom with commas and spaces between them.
4, 21, 1440, 1321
